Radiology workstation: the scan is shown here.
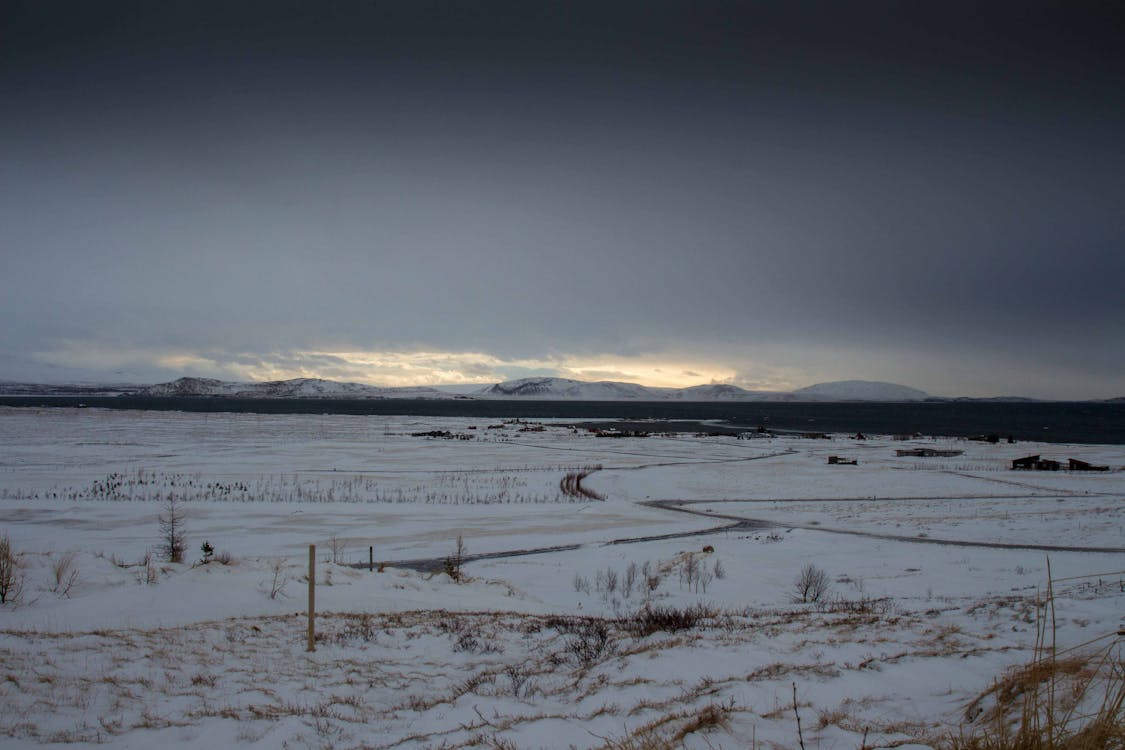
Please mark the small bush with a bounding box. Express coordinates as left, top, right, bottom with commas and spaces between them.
623, 562, 638, 598
791, 563, 832, 603
328, 535, 345, 564
0, 533, 24, 604
543, 614, 586, 634
158, 496, 187, 563
565, 620, 613, 666
143, 548, 158, 585
679, 553, 699, 590
50, 551, 80, 597
332, 614, 377, 645
504, 664, 532, 697
620, 604, 717, 637
444, 534, 467, 583
816, 595, 898, 615
672, 701, 733, 742
267, 558, 289, 599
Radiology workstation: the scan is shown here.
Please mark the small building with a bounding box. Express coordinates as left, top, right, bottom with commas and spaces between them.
1012, 455, 1061, 471
896, 448, 964, 458
827, 455, 857, 465
1068, 458, 1109, 472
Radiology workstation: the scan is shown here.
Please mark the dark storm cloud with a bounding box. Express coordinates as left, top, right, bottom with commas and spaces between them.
2, 1, 1122, 397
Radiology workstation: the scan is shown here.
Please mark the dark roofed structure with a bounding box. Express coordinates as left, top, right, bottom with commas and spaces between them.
1012, 455, 1061, 471
1068, 458, 1109, 472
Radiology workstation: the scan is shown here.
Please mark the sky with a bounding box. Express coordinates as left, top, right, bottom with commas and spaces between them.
2, 1, 1123, 399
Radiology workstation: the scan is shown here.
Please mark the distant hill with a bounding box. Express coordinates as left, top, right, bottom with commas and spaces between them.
132, 377, 457, 400
670, 384, 769, 401
476, 377, 660, 400
792, 380, 929, 401
0, 380, 143, 397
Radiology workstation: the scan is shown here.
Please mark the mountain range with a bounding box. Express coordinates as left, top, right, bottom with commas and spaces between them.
2, 376, 931, 401
2, 375, 1118, 402
475, 377, 930, 401
131, 377, 452, 400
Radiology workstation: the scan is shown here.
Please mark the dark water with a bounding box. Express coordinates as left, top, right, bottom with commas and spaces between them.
3, 397, 1124, 445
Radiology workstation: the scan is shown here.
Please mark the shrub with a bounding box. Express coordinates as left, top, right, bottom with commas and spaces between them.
328, 535, 345, 564
619, 604, 717, 637
679, 553, 699, 590
332, 614, 377, 645
623, 562, 638, 599
0, 533, 24, 604
565, 620, 613, 666
158, 496, 187, 563
444, 534, 468, 583
143, 548, 159, 585
50, 551, 80, 597
267, 558, 289, 599
504, 664, 532, 697
792, 563, 832, 603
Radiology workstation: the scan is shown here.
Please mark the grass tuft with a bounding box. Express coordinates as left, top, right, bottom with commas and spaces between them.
947, 562, 1125, 750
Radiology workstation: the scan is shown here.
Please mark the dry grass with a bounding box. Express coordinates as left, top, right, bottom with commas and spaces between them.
947, 565, 1125, 750
50, 551, 80, 597
1, 572, 1116, 750
618, 603, 718, 637
596, 700, 735, 749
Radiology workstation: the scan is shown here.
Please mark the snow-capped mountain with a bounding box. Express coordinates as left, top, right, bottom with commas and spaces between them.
477, 377, 929, 401
134, 377, 243, 397
793, 380, 929, 401
666, 384, 790, 401
476, 377, 661, 400
132, 377, 456, 400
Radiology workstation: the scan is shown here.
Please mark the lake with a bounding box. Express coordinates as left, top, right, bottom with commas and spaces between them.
2, 397, 1123, 444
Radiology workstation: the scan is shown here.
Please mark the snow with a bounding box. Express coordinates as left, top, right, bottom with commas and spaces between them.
0, 406, 1121, 748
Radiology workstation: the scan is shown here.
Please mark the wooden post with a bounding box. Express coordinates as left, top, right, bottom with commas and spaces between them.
307, 544, 316, 652
369, 545, 374, 572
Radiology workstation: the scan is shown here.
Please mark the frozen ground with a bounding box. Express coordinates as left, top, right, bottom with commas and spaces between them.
0, 407, 1122, 749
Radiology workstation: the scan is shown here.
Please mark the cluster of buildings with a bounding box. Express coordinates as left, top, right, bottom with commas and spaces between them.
1011, 455, 1109, 472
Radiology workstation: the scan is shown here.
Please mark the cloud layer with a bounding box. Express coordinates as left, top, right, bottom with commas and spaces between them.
2, 2, 1122, 398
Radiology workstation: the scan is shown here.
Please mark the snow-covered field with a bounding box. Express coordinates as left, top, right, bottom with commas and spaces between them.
0, 407, 1122, 749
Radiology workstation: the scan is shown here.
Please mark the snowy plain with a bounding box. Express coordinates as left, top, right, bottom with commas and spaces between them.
0, 406, 1122, 749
